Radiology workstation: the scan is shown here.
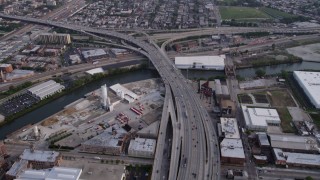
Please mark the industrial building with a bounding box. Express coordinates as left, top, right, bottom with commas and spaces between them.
220, 138, 245, 165
38, 33, 71, 45
16, 167, 82, 180
20, 149, 61, 169
81, 124, 127, 155
241, 106, 281, 131
110, 83, 139, 103
273, 148, 320, 168
0, 64, 13, 73
27, 80, 65, 100
269, 134, 319, 153
256, 132, 270, 149
218, 118, 240, 139
111, 48, 129, 56
128, 138, 156, 158
174, 55, 225, 70
5, 160, 29, 180
293, 71, 320, 108
5, 69, 34, 81
81, 49, 108, 61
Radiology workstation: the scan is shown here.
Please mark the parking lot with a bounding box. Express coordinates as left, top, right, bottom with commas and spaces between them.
0, 93, 39, 116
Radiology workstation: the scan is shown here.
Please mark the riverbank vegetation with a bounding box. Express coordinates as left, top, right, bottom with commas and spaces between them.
0, 81, 33, 98
235, 52, 302, 68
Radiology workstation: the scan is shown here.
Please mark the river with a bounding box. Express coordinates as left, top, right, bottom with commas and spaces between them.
0, 69, 159, 140
1, 61, 320, 140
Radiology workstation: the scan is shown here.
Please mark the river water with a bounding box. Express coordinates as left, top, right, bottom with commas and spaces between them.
0, 70, 159, 140
1, 61, 319, 140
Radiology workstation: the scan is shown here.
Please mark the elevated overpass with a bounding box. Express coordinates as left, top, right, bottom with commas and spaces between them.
3, 13, 320, 180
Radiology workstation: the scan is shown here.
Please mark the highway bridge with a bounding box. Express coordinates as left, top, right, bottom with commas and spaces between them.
2, 13, 320, 180
0, 14, 221, 179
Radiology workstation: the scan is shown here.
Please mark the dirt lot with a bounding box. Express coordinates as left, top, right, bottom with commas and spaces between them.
268, 90, 296, 107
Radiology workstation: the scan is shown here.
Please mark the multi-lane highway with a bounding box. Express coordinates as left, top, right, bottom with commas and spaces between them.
0, 14, 221, 179
3, 14, 320, 180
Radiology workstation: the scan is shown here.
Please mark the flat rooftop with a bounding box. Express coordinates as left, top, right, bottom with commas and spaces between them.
242, 106, 280, 128
220, 138, 245, 159
17, 167, 82, 180
82, 49, 107, 59
220, 118, 240, 139
129, 138, 156, 153
20, 149, 60, 163
175, 55, 225, 66
6, 160, 28, 177
82, 124, 127, 148
257, 132, 270, 147
269, 134, 319, 152
110, 83, 139, 101
294, 71, 320, 108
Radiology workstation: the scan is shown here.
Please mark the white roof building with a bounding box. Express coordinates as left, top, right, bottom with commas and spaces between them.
128, 138, 156, 158
293, 71, 320, 108
220, 138, 245, 159
82, 49, 107, 59
241, 106, 281, 131
28, 80, 65, 100
110, 83, 138, 103
175, 55, 225, 70
86, 68, 104, 75
220, 118, 240, 139
16, 167, 82, 180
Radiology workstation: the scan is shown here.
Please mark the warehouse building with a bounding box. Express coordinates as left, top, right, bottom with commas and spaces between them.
5, 160, 28, 180
174, 55, 225, 70
273, 148, 320, 168
293, 71, 320, 109
241, 106, 281, 131
27, 80, 65, 100
38, 33, 71, 45
81, 124, 127, 155
128, 138, 156, 158
17, 167, 82, 180
81, 49, 108, 61
110, 83, 139, 103
269, 134, 319, 153
220, 138, 245, 165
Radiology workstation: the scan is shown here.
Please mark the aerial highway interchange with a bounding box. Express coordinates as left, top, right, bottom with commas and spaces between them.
1, 13, 320, 180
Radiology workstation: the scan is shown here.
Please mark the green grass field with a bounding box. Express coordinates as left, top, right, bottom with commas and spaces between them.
219, 6, 271, 20
260, 7, 296, 18
277, 107, 295, 133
